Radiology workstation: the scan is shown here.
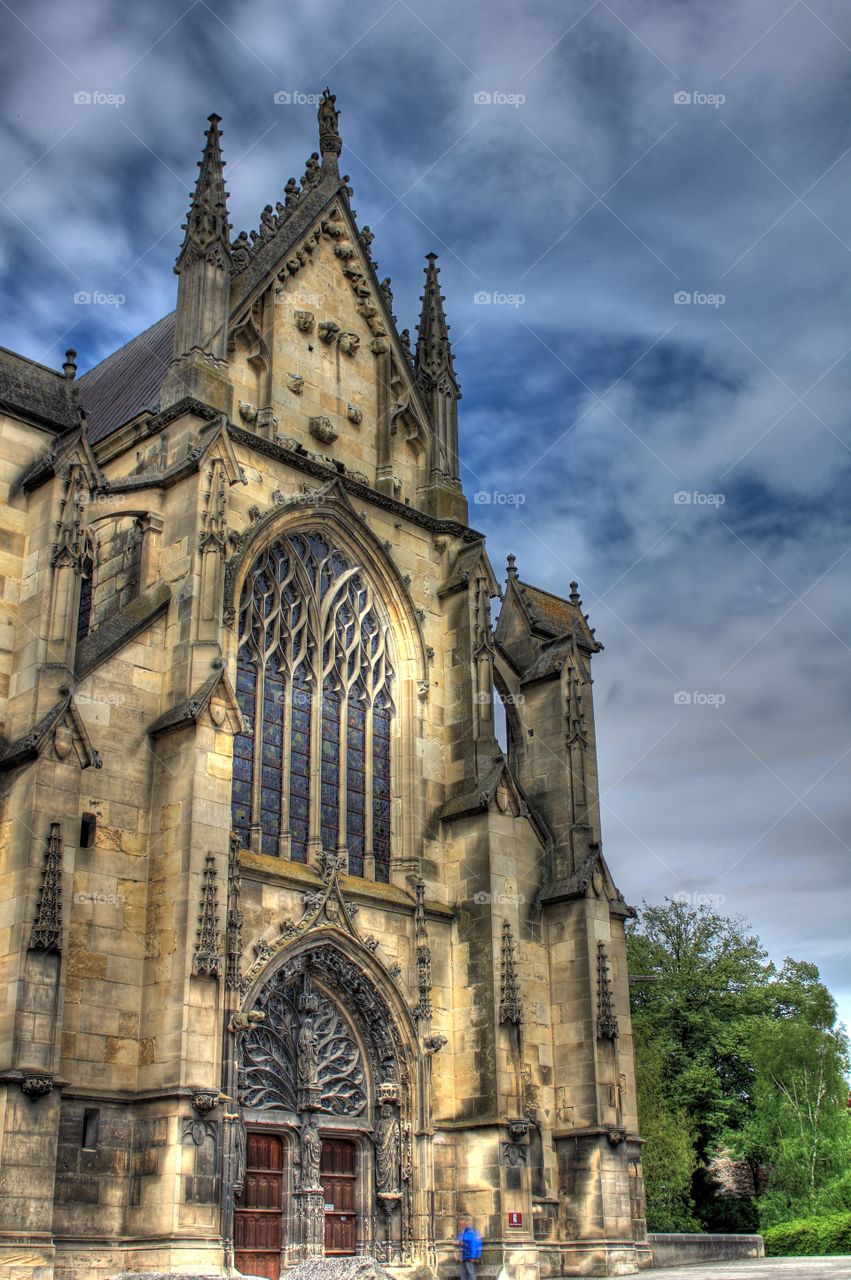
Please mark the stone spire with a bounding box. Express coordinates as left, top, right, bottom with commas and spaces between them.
162, 114, 233, 412
318, 87, 342, 177
415, 254, 458, 390
415, 254, 462, 503
172, 114, 232, 359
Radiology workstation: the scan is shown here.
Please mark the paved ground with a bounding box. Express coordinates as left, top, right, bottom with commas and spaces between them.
649, 1258, 851, 1278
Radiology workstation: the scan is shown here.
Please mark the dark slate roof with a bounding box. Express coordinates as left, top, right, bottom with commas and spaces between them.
0, 346, 78, 432
515, 578, 601, 653
77, 312, 175, 443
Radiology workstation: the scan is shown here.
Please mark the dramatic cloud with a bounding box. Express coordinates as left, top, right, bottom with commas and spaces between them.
2, 0, 849, 1019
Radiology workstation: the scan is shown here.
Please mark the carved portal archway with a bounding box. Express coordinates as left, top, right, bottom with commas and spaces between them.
230, 939, 415, 1271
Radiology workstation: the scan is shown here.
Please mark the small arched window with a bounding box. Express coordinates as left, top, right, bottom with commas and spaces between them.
76, 546, 95, 642
231, 533, 395, 881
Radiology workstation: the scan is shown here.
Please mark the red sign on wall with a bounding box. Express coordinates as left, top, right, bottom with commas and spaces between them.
507, 1211, 523, 1228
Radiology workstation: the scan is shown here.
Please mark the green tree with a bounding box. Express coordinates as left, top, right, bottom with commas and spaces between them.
628, 901, 851, 1236
742, 961, 851, 1226
632, 1034, 698, 1231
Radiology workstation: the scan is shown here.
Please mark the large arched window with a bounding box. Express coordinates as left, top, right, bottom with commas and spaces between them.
231, 533, 395, 881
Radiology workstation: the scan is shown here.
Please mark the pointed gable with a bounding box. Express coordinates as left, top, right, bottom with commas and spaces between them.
496, 554, 601, 680
0, 695, 102, 773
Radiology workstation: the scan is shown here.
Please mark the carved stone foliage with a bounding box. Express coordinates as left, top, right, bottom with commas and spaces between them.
225, 832, 244, 992
192, 852, 222, 978
411, 879, 432, 1022
499, 920, 524, 1026
239, 969, 367, 1116
30, 823, 63, 953
21, 1076, 54, 1100
597, 942, 619, 1040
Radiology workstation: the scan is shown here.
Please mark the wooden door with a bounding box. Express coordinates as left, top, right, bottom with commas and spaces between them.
235, 1131, 284, 1280
321, 1137, 357, 1255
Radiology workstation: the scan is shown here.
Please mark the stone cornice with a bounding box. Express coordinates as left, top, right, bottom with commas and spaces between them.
226, 423, 480, 541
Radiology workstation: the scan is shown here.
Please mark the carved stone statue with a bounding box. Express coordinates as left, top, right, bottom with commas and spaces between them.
375, 1102, 401, 1194
231, 230, 251, 270
260, 204, 276, 239
297, 1014, 319, 1089
284, 177, 300, 209
302, 152, 321, 188
300, 1117, 322, 1189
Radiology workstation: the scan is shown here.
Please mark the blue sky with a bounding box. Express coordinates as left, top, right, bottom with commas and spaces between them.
1, 0, 849, 1023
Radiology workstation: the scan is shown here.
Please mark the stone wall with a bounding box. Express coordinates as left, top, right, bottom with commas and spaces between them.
648, 1233, 765, 1268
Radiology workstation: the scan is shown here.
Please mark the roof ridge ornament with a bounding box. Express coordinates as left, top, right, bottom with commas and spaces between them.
318, 87, 342, 175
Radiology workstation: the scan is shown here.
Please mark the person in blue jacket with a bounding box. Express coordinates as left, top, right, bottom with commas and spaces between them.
457, 1213, 483, 1280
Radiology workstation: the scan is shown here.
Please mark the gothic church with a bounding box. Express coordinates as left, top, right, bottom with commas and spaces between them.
0, 92, 648, 1279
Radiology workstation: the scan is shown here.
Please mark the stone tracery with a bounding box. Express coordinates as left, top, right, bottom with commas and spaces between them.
230, 532, 395, 878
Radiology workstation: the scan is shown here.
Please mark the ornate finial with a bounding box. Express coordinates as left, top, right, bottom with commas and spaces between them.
569, 580, 581, 605
192, 852, 222, 978
176, 113, 231, 271
597, 942, 619, 1040
499, 920, 524, 1026
507, 554, 518, 579
63, 349, 77, 380
415, 252, 459, 390
30, 823, 63, 952
318, 87, 341, 171
411, 878, 432, 1022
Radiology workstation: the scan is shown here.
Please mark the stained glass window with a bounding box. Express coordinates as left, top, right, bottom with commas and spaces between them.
373, 699, 392, 884
289, 679, 311, 863
230, 534, 394, 881
320, 690, 341, 852
260, 667, 285, 856
231, 658, 256, 851
346, 699, 366, 877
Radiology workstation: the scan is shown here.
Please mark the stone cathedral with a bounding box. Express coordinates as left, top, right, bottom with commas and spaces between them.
0, 94, 648, 1280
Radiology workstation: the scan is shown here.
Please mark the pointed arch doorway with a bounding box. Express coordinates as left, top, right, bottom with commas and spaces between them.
231, 941, 414, 1278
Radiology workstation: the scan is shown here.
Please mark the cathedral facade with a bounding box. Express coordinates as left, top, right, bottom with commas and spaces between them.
0, 94, 648, 1280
